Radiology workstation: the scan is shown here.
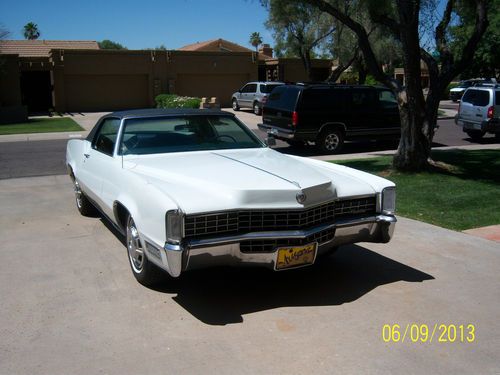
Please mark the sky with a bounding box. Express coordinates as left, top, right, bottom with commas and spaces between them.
0, 0, 273, 50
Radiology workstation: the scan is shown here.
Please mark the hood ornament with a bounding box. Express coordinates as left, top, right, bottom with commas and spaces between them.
296, 191, 306, 204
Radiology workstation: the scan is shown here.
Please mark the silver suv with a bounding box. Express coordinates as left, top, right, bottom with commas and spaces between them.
231, 81, 284, 115
456, 84, 500, 140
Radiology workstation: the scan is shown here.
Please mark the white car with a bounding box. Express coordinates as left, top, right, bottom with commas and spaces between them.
66, 109, 397, 286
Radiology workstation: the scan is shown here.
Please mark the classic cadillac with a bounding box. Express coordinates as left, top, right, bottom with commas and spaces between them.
66, 109, 396, 286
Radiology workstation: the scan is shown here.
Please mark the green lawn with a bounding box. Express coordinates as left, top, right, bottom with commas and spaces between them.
0, 117, 84, 135
332, 149, 500, 231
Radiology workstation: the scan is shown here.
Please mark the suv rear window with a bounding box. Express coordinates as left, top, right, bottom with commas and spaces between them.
462, 89, 490, 106
261, 84, 283, 94
266, 86, 301, 109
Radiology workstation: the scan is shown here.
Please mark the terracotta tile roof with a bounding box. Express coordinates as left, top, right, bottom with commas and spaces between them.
178, 38, 271, 60
0, 40, 99, 57
179, 38, 255, 53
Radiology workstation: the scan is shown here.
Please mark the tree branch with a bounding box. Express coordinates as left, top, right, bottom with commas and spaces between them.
300, 0, 401, 91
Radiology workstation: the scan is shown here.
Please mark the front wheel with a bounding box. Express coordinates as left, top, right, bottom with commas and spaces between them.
316, 128, 344, 154
232, 98, 240, 111
466, 130, 485, 141
126, 216, 166, 286
73, 180, 97, 216
253, 102, 262, 115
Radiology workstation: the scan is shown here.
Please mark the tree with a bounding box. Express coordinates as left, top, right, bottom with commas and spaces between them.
98, 40, 127, 50
249, 32, 263, 52
297, 0, 489, 171
450, 0, 499, 79
23, 22, 40, 40
263, 0, 336, 80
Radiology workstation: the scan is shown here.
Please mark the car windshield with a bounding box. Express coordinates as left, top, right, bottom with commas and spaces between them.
120, 115, 264, 155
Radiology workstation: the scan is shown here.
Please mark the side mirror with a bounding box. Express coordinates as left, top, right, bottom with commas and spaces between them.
265, 135, 276, 147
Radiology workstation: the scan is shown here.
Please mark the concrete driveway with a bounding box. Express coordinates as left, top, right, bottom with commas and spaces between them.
0, 175, 499, 374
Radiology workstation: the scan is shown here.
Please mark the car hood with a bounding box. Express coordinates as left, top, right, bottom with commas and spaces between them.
123, 148, 379, 214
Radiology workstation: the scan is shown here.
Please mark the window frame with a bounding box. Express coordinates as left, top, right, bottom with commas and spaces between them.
90, 116, 122, 157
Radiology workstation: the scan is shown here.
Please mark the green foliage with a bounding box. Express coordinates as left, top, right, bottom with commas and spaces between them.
155, 94, 201, 109
23, 22, 40, 40
333, 149, 500, 231
364, 74, 379, 86
249, 32, 263, 52
450, 0, 499, 79
98, 40, 127, 50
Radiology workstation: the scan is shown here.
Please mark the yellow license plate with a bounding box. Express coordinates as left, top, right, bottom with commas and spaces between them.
276, 242, 318, 270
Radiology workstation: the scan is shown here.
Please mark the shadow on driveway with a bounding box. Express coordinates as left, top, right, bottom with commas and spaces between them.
148, 245, 434, 325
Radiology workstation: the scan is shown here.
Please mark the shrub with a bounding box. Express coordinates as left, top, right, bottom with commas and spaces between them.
155, 94, 201, 109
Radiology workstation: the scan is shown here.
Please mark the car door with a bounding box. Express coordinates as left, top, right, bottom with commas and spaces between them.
376, 89, 401, 135
241, 83, 257, 108
79, 117, 121, 212
348, 87, 382, 137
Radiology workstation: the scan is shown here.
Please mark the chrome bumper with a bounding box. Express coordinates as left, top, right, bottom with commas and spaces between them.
257, 123, 295, 139
158, 214, 396, 277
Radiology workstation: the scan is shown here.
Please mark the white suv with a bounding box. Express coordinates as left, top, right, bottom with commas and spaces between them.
231, 81, 284, 115
456, 84, 500, 141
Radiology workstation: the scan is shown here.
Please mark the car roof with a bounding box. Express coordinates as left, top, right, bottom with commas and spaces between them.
104, 108, 234, 119
282, 83, 387, 90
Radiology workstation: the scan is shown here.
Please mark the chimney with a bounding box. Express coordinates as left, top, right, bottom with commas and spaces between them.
258, 44, 273, 58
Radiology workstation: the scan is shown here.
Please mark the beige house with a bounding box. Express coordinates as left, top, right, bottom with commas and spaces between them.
0, 38, 331, 122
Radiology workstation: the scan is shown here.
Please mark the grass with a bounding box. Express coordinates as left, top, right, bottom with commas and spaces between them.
332, 149, 500, 231
0, 117, 83, 135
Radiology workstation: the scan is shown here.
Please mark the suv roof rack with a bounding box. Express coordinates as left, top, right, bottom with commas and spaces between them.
474, 83, 500, 88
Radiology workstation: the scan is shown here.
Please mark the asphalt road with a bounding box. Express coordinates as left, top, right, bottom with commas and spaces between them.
1, 175, 499, 375
1, 117, 498, 180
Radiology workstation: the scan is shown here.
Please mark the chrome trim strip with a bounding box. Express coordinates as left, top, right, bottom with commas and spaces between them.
184, 194, 376, 217
186, 214, 396, 248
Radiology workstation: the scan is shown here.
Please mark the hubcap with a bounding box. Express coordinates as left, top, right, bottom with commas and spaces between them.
127, 220, 144, 273
74, 181, 83, 209
233, 100, 238, 109
324, 133, 339, 151
254, 104, 259, 114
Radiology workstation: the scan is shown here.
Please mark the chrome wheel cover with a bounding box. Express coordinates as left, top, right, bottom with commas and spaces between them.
324, 133, 340, 151
232, 100, 238, 110
74, 180, 83, 209
127, 219, 144, 273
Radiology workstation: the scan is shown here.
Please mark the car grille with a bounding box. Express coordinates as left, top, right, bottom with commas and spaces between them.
184, 196, 376, 239
239, 227, 336, 253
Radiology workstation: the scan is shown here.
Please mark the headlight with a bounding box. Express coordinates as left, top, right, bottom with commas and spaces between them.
166, 210, 183, 244
381, 187, 396, 214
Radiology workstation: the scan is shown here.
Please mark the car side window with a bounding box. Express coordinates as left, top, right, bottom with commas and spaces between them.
92, 118, 121, 156
243, 84, 257, 94
351, 89, 377, 110
378, 90, 398, 109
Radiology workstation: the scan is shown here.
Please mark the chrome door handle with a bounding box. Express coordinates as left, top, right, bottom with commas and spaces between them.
84, 153, 90, 158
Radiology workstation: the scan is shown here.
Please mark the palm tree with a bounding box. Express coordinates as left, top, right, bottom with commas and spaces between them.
249, 32, 263, 53
23, 22, 40, 40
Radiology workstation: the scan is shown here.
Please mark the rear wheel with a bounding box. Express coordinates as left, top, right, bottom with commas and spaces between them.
232, 98, 240, 111
253, 101, 262, 115
316, 128, 344, 154
73, 180, 97, 216
466, 130, 485, 141
126, 216, 166, 286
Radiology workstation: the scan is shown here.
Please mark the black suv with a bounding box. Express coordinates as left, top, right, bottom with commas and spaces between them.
258, 84, 400, 153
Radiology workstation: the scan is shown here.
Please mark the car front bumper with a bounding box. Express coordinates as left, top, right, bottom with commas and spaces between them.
156, 214, 397, 277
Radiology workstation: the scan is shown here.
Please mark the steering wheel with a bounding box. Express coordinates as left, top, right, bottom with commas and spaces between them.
216, 135, 237, 143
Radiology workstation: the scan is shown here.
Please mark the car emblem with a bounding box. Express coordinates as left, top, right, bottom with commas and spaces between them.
296, 192, 306, 204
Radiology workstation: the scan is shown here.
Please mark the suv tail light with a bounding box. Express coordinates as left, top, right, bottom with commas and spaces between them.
292, 111, 299, 127
487, 106, 494, 119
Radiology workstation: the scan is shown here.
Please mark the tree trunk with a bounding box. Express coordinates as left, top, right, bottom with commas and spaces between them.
358, 65, 367, 84
393, 89, 431, 170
